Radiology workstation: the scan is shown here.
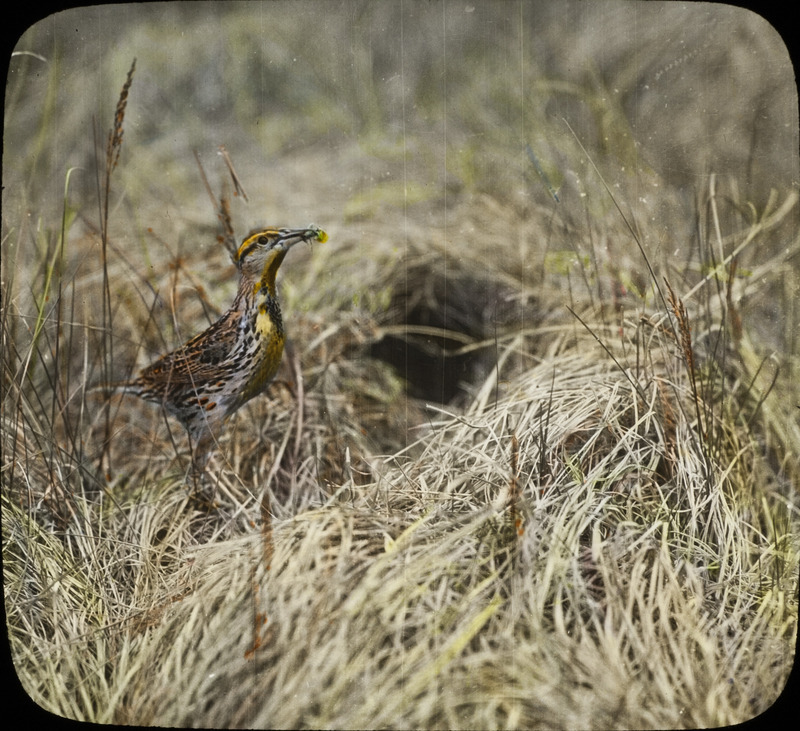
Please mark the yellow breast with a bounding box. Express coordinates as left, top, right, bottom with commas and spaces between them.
237, 307, 285, 403
255, 307, 275, 340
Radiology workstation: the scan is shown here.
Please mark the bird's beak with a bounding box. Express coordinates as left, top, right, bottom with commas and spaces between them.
278, 225, 328, 249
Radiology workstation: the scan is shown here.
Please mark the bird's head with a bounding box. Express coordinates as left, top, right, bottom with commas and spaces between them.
235, 225, 327, 292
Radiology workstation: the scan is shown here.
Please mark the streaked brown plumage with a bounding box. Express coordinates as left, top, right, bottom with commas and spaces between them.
118, 225, 327, 465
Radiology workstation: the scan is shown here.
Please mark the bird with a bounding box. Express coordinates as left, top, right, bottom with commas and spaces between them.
113, 224, 327, 474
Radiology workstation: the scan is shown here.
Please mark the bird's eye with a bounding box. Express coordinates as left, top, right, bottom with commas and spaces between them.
258, 235, 269, 246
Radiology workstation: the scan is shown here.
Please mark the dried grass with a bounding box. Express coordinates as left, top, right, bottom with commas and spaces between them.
3, 4, 798, 729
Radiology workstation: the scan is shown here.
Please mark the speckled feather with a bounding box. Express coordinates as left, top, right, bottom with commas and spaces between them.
122, 225, 326, 449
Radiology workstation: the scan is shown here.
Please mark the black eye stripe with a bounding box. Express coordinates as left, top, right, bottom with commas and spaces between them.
237, 231, 280, 262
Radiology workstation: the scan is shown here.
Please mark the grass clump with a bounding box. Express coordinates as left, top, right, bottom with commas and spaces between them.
5, 175, 797, 726
3, 4, 798, 729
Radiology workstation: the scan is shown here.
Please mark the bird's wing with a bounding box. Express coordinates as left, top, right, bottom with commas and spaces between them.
137, 312, 240, 392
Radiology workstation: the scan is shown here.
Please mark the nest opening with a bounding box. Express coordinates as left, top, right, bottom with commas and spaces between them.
370, 267, 515, 404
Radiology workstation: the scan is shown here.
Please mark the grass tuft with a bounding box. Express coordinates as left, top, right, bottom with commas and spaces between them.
3, 5, 798, 728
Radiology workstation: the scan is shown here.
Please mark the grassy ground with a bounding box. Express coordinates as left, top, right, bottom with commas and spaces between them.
3, 2, 799, 728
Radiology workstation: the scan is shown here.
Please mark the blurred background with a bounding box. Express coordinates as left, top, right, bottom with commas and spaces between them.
6, 1, 795, 227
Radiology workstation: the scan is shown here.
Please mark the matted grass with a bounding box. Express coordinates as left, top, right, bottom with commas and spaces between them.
3, 3, 799, 729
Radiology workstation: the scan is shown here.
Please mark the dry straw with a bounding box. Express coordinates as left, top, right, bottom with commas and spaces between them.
3, 40, 798, 730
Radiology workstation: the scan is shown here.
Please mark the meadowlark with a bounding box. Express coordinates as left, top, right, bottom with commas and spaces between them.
116, 224, 327, 470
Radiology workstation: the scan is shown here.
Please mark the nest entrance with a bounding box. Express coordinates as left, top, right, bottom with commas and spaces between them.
370, 265, 512, 404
